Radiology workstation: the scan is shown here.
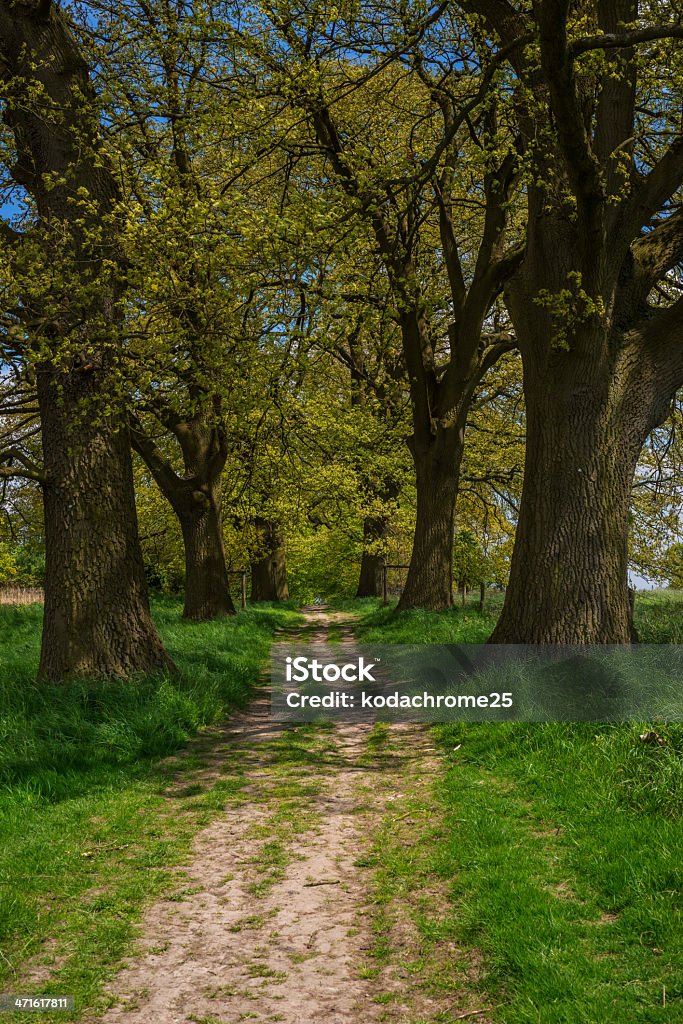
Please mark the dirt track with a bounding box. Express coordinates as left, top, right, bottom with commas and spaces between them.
98, 610, 488, 1024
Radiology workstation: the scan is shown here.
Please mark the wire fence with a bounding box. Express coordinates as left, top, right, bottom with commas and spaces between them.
227, 570, 248, 609
381, 566, 489, 608
382, 564, 410, 603
0, 586, 44, 605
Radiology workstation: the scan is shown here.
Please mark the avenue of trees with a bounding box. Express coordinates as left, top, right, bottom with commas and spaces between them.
0, 0, 682, 678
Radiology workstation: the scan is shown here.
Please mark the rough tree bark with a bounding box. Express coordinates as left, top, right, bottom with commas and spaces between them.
180, 497, 234, 619
356, 514, 390, 598
0, 0, 172, 679
492, 318, 658, 642
131, 412, 235, 619
466, 0, 683, 642
250, 518, 289, 602
39, 369, 170, 678
342, 327, 404, 601
398, 426, 464, 609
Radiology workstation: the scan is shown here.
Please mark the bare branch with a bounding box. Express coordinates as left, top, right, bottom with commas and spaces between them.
570, 24, 683, 58
129, 416, 185, 503
0, 446, 45, 483
478, 338, 518, 378
619, 133, 683, 247
0, 466, 44, 482
632, 207, 683, 296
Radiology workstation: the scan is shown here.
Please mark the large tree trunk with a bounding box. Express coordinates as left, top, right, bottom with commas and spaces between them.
355, 477, 400, 598
490, 336, 651, 644
461, 0, 683, 644
488, 195, 677, 643
397, 426, 463, 611
180, 491, 234, 620
131, 414, 235, 620
251, 519, 289, 602
38, 368, 172, 680
0, 2, 175, 680
356, 514, 389, 599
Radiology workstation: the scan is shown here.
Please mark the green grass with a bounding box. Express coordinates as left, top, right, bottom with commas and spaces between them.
0, 596, 302, 1020
635, 589, 683, 643
344, 592, 504, 644
4, 589, 683, 1023
340, 587, 682, 645
428, 722, 683, 1022
349, 593, 683, 1023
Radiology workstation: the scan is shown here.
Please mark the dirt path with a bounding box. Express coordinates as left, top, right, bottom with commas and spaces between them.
97, 609, 487, 1024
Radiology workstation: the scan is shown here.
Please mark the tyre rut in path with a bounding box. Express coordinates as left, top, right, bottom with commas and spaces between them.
97, 608, 484, 1024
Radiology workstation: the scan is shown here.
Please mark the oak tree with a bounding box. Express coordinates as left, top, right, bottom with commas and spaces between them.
0, 0, 172, 679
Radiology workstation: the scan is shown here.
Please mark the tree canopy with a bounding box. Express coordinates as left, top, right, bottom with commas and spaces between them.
0, 0, 682, 675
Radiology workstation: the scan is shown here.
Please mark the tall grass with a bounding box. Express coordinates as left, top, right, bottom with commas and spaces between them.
345, 592, 504, 643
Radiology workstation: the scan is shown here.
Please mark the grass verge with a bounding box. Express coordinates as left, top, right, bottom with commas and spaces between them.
0, 596, 302, 1020
366, 721, 683, 1023
341, 594, 503, 644
336, 588, 683, 645
348, 596, 683, 1022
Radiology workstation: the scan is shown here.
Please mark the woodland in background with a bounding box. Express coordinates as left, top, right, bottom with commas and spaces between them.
1, 0, 683, 678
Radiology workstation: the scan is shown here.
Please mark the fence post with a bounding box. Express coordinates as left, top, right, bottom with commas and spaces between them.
382, 565, 388, 606
479, 582, 485, 612
241, 571, 247, 610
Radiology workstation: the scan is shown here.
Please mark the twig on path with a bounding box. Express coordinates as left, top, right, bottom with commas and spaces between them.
451, 1010, 494, 1021
303, 879, 341, 887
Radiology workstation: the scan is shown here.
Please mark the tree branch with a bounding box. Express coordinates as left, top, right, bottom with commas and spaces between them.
632, 207, 683, 297
593, 0, 638, 209
630, 294, 683, 407
0, 466, 44, 482
0, 447, 45, 483
434, 179, 467, 315
537, 0, 605, 213
408, 33, 532, 193
129, 416, 186, 507
619, 132, 683, 248
480, 337, 517, 370
458, 0, 530, 68
570, 24, 683, 58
